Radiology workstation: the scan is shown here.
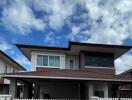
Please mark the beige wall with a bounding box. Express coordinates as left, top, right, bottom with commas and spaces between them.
31, 51, 79, 71
65, 54, 79, 69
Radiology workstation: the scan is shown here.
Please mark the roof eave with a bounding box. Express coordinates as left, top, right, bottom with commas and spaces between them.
1, 74, 132, 82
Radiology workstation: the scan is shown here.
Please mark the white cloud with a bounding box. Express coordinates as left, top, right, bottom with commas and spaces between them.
33, 0, 75, 30
84, 28, 127, 45
1, 0, 45, 35
44, 31, 63, 45
0, 0, 132, 72
117, 0, 132, 13
60, 0, 132, 45
44, 32, 55, 44
115, 52, 132, 74
0, 37, 12, 51
1, 0, 132, 40
72, 26, 81, 35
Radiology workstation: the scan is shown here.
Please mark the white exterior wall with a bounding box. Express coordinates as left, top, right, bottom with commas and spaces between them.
93, 82, 108, 97
0, 59, 16, 74
65, 55, 79, 69
0, 59, 6, 74
31, 51, 66, 71
0, 58, 19, 84
88, 81, 109, 98
31, 51, 80, 71
31, 52, 37, 71
88, 81, 94, 98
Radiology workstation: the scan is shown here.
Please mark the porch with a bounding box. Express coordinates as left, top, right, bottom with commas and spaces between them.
9, 78, 131, 99
1, 68, 132, 99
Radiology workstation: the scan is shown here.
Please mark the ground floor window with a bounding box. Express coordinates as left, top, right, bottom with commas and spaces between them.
94, 91, 104, 97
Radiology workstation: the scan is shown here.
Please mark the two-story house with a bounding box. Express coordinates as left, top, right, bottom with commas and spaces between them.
0, 50, 25, 94
1, 41, 132, 99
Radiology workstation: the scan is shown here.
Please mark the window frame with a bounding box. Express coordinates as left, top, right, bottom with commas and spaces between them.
85, 52, 114, 68
37, 54, 61, 68
37, 55, 48, 66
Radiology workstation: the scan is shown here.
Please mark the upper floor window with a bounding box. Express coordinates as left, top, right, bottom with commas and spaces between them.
85, 52, 114, 67
37, 55, 48, 66
49, 56, 60, 67
37, 55, 60, 68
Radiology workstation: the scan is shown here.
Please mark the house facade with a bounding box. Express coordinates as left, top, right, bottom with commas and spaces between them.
1, 41, 132, 99
0, 50, 25, 94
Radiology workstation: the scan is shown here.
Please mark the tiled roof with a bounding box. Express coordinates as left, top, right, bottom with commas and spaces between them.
1, 68, 132, 82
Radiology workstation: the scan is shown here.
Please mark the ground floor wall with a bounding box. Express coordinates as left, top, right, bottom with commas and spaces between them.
39, 81, 109, 99
88, 81, 109, 98
39, 81, 80, 99
0, 84, 9, 94
8, 78, 132, 99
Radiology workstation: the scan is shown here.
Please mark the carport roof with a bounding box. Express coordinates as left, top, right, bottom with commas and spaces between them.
1, 68, 132, 82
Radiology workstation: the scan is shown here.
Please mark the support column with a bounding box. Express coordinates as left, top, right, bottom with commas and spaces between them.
23, 83, 29, 98
104, 83, 108, 97
86, 82, 89, 100
33, 82, 40, 99
78, 83, 80, 99
79, 81, 86, 99
112, 85, 119, 98
89, 81, 94, 98
9, 79, 17, 98
28, 83, 33, 99
23, 82, 33, 99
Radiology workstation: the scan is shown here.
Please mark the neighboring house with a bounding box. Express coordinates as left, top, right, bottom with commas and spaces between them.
0, 50, 25, 94
118, 68, 132, 97
0, 41, 132, 99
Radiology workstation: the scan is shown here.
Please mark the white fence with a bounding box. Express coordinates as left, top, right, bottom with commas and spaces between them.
91, 97, 132, 100
12, 98, 132, 100
13, 99, 83, 100
0, 96, 132, 100
98, 99, 132, 100
0, 95, 12, 100
13, 98, 132, 100
97, 98, 132, 100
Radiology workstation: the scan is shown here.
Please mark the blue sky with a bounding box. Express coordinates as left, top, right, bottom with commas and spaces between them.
0, 0, 132, 74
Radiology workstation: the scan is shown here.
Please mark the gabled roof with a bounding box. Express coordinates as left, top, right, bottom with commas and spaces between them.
15, 41, 132, 61
0, 50, 26, 71
1, 68, 132, 82
119, 68, 132, 76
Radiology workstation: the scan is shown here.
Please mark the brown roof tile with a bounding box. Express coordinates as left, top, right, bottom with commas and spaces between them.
1, 68, 132, 82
